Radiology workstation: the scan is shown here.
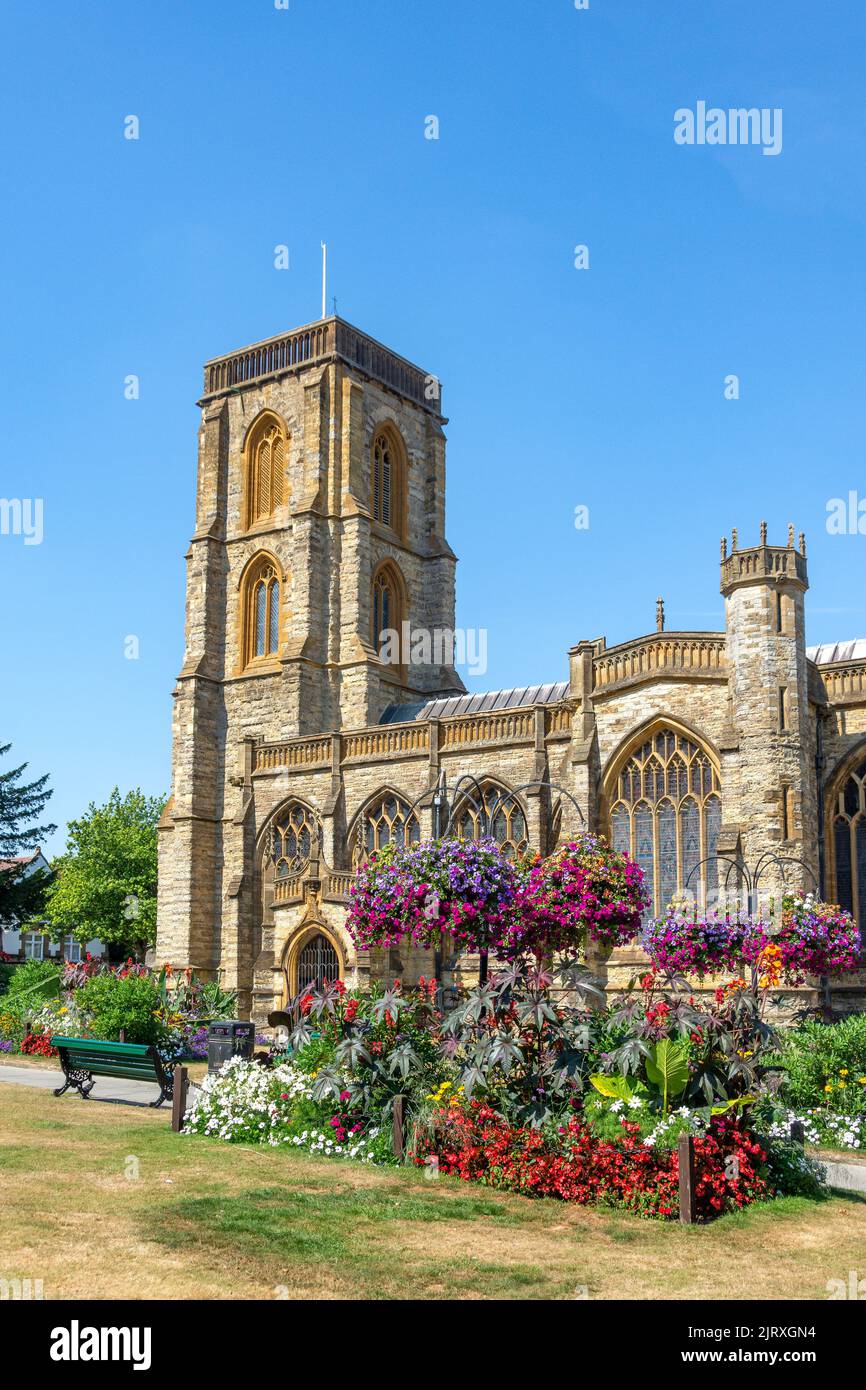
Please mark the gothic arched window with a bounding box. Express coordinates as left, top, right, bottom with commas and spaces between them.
455, 782, 528, 860
372, 561, 405, 661
241, 554, 282, 667
272, 802, 321, 878
245, 413, 287, 527
352, 792, 420, 868
372, 432, 392, 527
607, 727, 722, 916
371, 427, 405, 536
830, 757, 866, 931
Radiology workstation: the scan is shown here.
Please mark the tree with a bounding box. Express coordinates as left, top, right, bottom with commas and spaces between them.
0, 742, 56, 925
45, 789, 165, 955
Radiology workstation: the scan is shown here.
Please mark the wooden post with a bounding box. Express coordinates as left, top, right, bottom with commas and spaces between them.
119, 1029, 125, 1043
171, 1065, 189, 1133
392, 1094, 405, 1161
678, 1132, 697, 1224
789, 1120, 805, 1146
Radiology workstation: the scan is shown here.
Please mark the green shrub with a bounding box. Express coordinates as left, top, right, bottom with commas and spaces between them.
77, 972, 166, 1046
762, 1135, 828, 1199
0, 963, 17, 996
4, 958, 61, 1000
778, 1015, 866, 1114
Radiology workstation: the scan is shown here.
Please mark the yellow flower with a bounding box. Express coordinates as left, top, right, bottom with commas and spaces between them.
858, 1077, 866, 1085
824, 1084, 834, 1093
840, 1068, 849, 1076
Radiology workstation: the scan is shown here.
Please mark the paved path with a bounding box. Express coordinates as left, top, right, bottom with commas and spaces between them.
0, 1062, 167, 1107
819, 1158, 866, 1194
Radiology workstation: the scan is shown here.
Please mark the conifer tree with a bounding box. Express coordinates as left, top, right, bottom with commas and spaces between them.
0, 742, 56, 925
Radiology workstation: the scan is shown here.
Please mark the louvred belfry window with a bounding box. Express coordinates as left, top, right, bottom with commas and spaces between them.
247, 417, 286, 526
372, 432, 393, 527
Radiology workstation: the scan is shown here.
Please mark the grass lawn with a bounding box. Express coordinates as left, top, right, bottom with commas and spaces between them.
1, 1081, 864, 1301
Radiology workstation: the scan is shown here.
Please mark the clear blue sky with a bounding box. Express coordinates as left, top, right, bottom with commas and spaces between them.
2, 0, 865, 856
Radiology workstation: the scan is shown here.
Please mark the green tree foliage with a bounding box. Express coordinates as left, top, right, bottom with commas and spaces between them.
45, 789, 165, 953
0, 742, 56, 925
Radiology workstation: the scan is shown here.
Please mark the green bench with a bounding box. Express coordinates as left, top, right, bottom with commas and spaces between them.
50, 1036, 175, 1108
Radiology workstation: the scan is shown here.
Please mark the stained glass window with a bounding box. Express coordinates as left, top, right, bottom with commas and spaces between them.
273, 803, 321, 878
830, 759, 866, 940
353, 793, 421, 868
247, 560, 280, 664
372, 564, 402, 659
608, 727, 722, 915
455, 782, 528, 860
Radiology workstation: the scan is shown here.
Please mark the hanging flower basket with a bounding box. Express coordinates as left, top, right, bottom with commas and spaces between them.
346, 837, 518, 953
644, 893, 860, 984
499, 833, 648, 959
642, 910, 751, 977
742, 894, 861, 983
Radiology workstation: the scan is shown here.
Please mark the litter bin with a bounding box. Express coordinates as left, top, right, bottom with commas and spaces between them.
207, 1020, 255, 1074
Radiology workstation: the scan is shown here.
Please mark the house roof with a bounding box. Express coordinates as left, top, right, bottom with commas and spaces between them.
807, 640, 866, 665
0, 849, 41, 872
380, 682, 569, 724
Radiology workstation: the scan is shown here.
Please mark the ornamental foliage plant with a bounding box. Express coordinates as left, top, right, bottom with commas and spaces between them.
76, 971, 168, 1047
346, 837, 518, 953
599, 968, 779, 1110
439, 957, 606, 1128
285, 977, 453, 1130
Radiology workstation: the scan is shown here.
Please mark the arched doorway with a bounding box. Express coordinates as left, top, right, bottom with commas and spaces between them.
287, 927, 343, 996
826, 747, 866, 933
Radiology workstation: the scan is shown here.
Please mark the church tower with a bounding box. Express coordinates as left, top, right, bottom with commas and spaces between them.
157, 317, 464, 986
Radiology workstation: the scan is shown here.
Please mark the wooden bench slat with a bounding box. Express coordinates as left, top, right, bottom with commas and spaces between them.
50, 1036, 151, 1056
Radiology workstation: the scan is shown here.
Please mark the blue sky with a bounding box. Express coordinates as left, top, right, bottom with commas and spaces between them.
2, 0, 865, 855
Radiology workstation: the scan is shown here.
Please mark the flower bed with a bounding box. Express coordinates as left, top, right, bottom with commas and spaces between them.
412, 1100, 772, 1219
183, 1055, 385, 1162
0, 958, 237, 1061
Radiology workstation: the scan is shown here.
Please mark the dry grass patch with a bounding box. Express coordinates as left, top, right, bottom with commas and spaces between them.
1, 1081, 864, 1300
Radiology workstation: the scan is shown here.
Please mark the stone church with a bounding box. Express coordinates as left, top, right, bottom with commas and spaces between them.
156, 315, 866, 1022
